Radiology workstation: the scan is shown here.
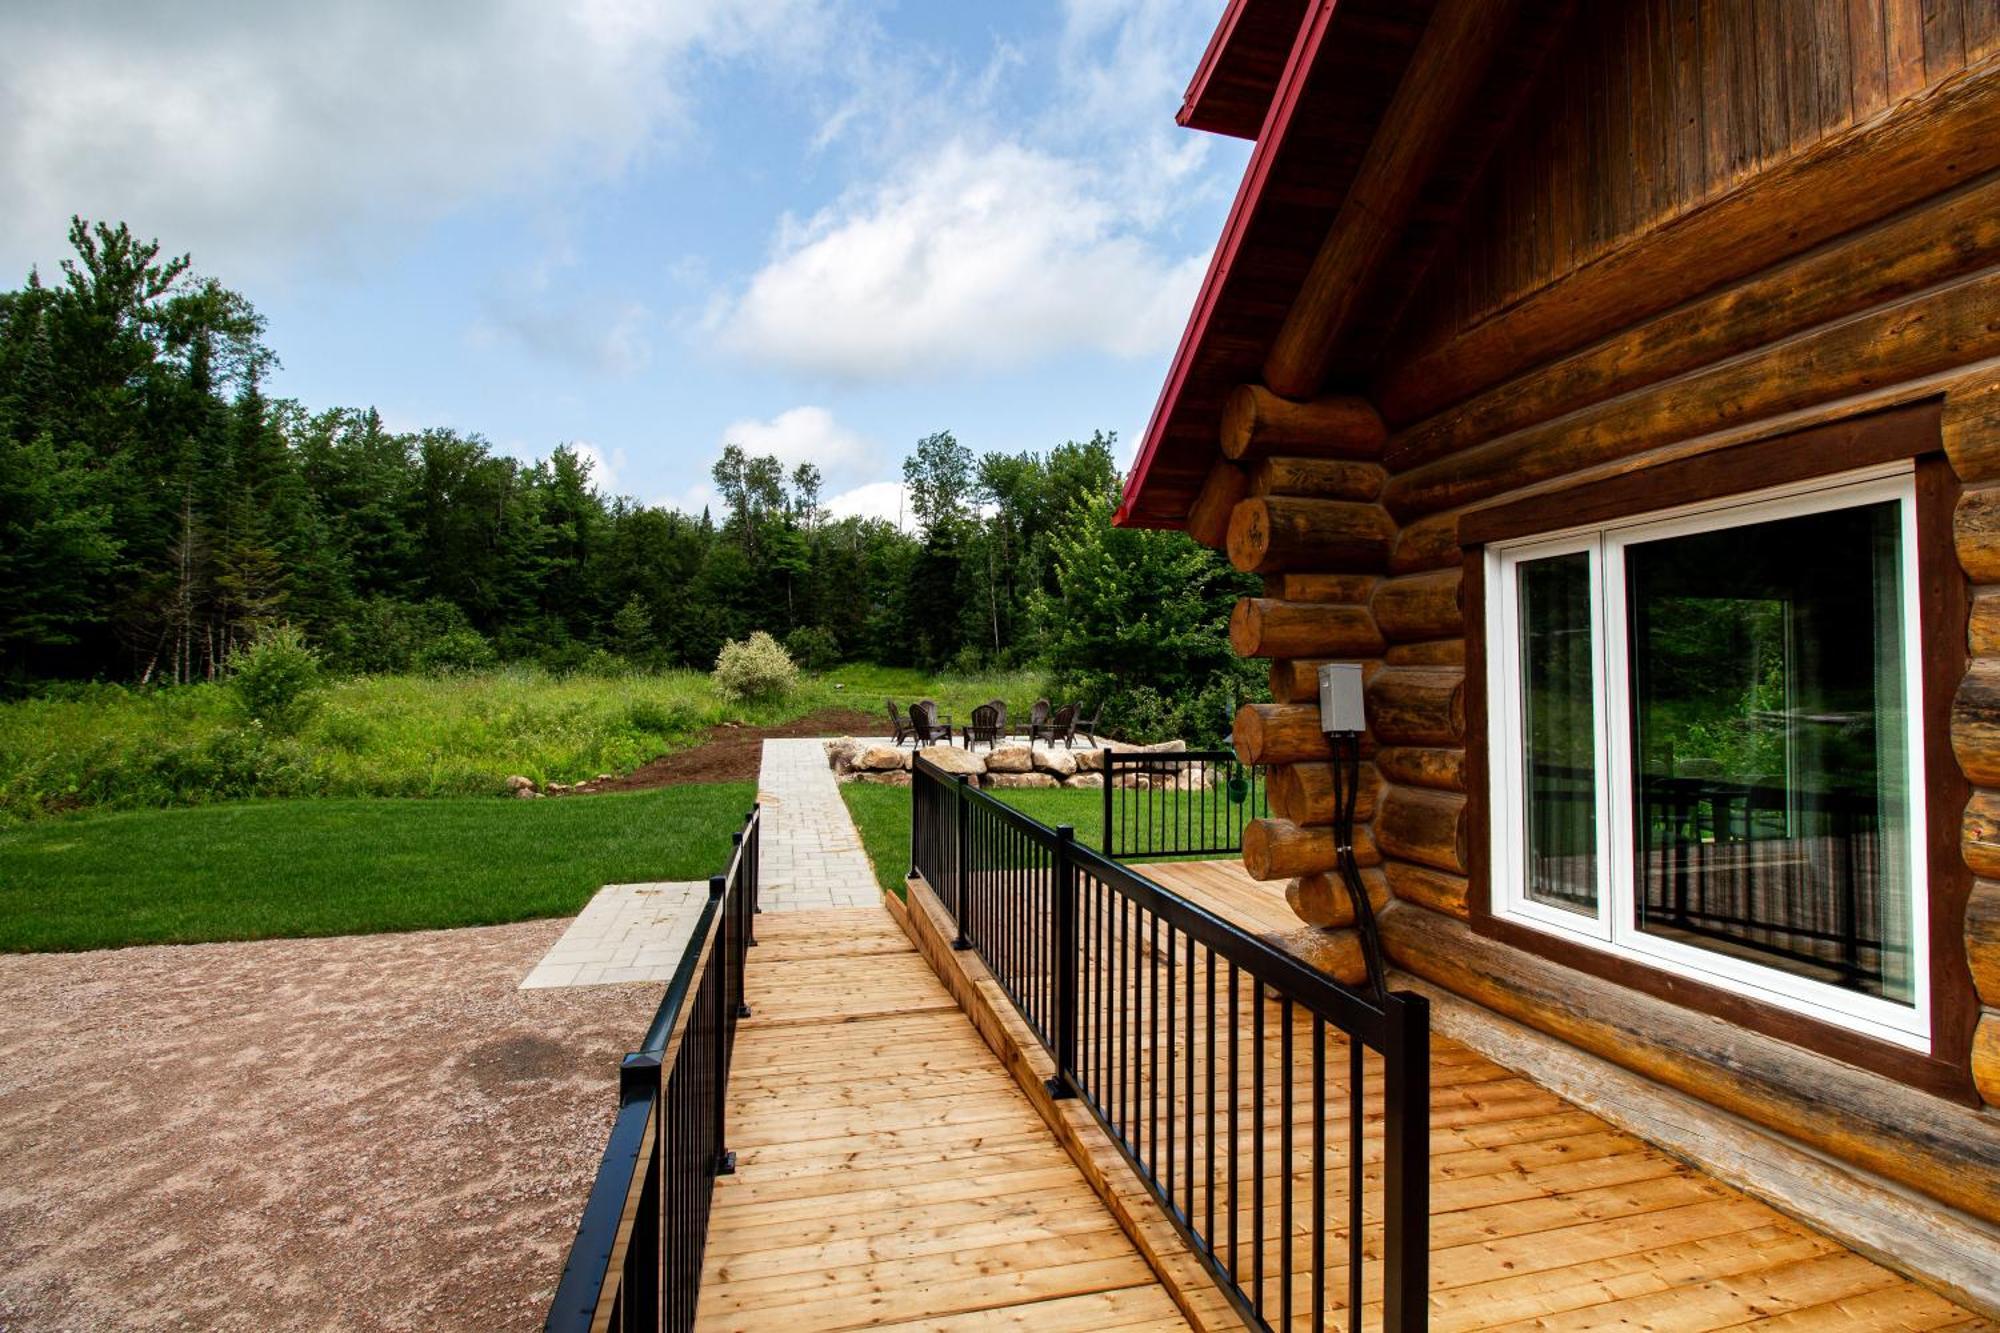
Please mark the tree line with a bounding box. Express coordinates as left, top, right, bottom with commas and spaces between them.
0, 220, 1260, 739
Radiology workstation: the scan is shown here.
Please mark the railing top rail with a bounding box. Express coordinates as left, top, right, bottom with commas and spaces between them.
1101, 747, 1241, 765
914, 758, 1406, 1049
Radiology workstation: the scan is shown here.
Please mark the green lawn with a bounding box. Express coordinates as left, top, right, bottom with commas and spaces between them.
0, 783, 756, 952
840, 782, 1108, 897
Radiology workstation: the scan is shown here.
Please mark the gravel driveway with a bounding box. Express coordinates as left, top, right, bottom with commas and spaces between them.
0, 920, 657, 1331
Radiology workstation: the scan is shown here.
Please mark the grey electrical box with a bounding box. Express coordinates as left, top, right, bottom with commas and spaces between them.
1317, 662, 1366, 734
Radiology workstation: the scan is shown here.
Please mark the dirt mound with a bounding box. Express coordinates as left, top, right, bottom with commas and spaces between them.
590, 707, 880, 788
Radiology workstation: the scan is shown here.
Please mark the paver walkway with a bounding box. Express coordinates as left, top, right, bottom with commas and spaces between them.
520, 880, 707, 989
754, 737, 882, 911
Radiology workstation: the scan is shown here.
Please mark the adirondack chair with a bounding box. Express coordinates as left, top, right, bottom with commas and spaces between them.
1073, 701, 1105, 747
961, 701, 1005, 751
911, 699, 954, 746
885, 700, 915, 746
1026, 698, 1053, 744
1044, 702, 1079, 748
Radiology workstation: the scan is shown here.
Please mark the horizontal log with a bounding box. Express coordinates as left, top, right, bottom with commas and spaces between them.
1368, 667, 1466, 746
1185, 461, 1248, 550
1373, 745, 1465, 792
1384, 640, 1466, 667
1379, 906, 2000, 1223
1944, 367, 2000, 484
1266, 760, 1382, 826
1242, 818, 1380, 880
1978, 1014, 2000, 1109
1266, 572, 1378, 604
1953, 664, 2000, 788
1226, 496, 1395, 574
1276, 925, 1370, 988
1371, 569, 1463, 642
1285, 868, 1391, 929
1377, 55, 2000, 427
1966, 795, 2000, 881
1383, 266, 2000, 520
1220, 385, 1387, 461
1373, 785, 1468, 875
1381, 861, 1469, 919
1267, 659, 1385, 707
1249, 457, 1387, 501
1972, 594, 2000, 658
1389, 510, 1462, 574
1957, 485, 2000, 582
1229, 598, 1386, 659
1390, 171, 2000, 472
1234, 703, 1330, 765
1971, 880, 2000, 1006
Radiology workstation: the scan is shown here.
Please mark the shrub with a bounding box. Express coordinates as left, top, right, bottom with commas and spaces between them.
229, 625, 324, 734
711, 631, 797, 703
416, 627, 498, 677
783, 625, 841, 673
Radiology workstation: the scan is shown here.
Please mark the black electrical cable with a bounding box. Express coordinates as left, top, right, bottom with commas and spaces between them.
1329, 730, 1389, 1002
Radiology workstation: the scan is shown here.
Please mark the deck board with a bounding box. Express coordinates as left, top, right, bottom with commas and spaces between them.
695, 906, 1193, 1332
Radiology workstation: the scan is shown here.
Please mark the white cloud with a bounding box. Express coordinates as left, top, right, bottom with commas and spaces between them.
569, 442, 627, 494
716, 139, 1210, 381
0, 0, 835, 273
719, 405, 875, 474
825, 480, 908, 526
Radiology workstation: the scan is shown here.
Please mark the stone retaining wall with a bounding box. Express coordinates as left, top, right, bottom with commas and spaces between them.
825, 738, 1197, 791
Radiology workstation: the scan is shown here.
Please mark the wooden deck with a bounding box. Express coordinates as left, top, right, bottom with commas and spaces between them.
695, 906, 1192, 1332
1128, 859, 1994, 1331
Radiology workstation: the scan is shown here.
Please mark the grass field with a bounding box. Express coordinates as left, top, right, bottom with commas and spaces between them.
0, 662, 1046, 825
840, 781, 1107, 897
0, 783, 756, 952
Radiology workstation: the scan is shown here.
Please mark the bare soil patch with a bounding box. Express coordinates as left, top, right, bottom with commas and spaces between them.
0, 921, 656, 1332
589, 706, 879, 788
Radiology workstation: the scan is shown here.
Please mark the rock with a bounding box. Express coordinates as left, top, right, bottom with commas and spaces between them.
513, 786, 544, 799
986, 745, 1032, 773
595, 773, 612, 781
1073, 747, 1108, 772
505, 774, 536, 793
825, 737, 862, 772
857, 770, 912, 786
548, 782, 571, 793
1065, 773, 1104, 789
1032, 746, 1079, 777
917, 745, 985, 776
859, 744, 911, 772
986, 772, 1058, 789
1144, 738, 1188, 753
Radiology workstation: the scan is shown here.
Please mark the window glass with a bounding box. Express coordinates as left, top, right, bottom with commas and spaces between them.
1518, 552, 1598, 916
1623, 501, 1913, 1005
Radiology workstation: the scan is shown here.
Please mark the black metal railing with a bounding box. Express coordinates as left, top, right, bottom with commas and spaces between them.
545, 806, 760, 1333
912, 758, 1430, 1331
1101, 748, 1269, 859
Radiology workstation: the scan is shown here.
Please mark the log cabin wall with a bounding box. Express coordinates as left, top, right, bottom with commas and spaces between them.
1207, 5, 2000, 1225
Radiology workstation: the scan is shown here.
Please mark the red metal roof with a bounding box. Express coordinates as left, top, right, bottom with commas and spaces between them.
1178, 0, 1312, 139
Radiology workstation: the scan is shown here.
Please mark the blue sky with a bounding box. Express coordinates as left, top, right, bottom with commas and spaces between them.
0, 1, 1250, 523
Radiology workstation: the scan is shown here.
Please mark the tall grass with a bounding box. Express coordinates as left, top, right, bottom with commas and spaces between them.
0, 662, 1048, 825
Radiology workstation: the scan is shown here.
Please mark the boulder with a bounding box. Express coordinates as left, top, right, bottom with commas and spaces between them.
825, 737, 862, 772
505, 774, 536, 793
857, 770, 912, 786
986, 745, 1033, 773
513, 786, 544, 800
858, 744, 911, 772
1073, 747, 1110, 772
917, 744, 985, 776
987, 772, 1059, 789
1144, 738, 1188, 754
1065, 773, 1104, 789
1032, 746, 1079, 777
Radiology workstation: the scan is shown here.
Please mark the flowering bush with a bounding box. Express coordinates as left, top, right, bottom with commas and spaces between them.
711, 631, 798, 703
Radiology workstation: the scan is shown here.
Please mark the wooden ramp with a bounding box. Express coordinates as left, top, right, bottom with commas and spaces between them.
695, 906, 1192, 1332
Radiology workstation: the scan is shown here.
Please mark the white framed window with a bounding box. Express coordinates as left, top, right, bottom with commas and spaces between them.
1486, 465, 1931, 1050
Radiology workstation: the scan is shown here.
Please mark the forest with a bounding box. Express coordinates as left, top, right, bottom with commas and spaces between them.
0, 219, 1261, 744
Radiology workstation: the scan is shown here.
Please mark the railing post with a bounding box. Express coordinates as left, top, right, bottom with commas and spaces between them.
617, 1050, 663, 1330
909, 763, 921, 878
953, 774, 973, 951
709, 873, 738, 1176
1046, 824, 1078, 1100
1381, 992, 1431, 1331
1100, 750, 1114, 857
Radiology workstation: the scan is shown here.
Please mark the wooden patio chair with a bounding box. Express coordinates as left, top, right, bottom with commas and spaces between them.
885, 700, 915, 746
961, 701, 1005, 751
1073, 701, 1105, 747
1045, 702, 1078, 748
1026, 698, 1053, 743
911, 699, 954, 746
